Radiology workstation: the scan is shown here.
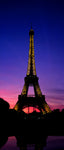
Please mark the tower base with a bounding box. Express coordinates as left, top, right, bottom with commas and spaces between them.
14, 95, 51, 114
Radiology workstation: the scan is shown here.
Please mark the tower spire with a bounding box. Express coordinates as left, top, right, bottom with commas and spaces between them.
27, 28, 36, 76
31, 23, 32, 29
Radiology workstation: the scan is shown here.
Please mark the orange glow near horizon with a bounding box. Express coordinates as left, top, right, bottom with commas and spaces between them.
23, 107, 40, 114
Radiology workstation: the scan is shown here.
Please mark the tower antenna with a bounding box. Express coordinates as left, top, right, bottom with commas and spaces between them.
31, 23, 32, 29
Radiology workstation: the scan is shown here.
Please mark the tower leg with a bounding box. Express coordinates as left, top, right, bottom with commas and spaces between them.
34, 83, 42, 97
21, 83, 28, 96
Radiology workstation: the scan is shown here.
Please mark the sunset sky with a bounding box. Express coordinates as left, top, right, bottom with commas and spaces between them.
0, 0, 64, 110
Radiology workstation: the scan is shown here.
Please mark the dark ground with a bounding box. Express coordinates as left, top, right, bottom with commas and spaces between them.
0, 98, 64, 148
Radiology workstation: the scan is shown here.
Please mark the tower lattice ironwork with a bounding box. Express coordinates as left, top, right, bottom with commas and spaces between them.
14, 28, 51, 114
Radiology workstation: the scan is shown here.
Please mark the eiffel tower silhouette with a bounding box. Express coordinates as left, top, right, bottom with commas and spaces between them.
14, 27, 51, 114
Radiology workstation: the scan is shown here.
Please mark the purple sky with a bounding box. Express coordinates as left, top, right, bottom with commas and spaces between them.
1, 136, 64, 150
0, 0, 64, 110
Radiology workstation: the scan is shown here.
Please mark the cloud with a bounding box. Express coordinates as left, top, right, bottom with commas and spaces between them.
47, 95, 64, 101
48, 88, 64, 94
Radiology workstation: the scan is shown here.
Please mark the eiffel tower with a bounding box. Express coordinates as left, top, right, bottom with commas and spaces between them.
14, 27, 51, 114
